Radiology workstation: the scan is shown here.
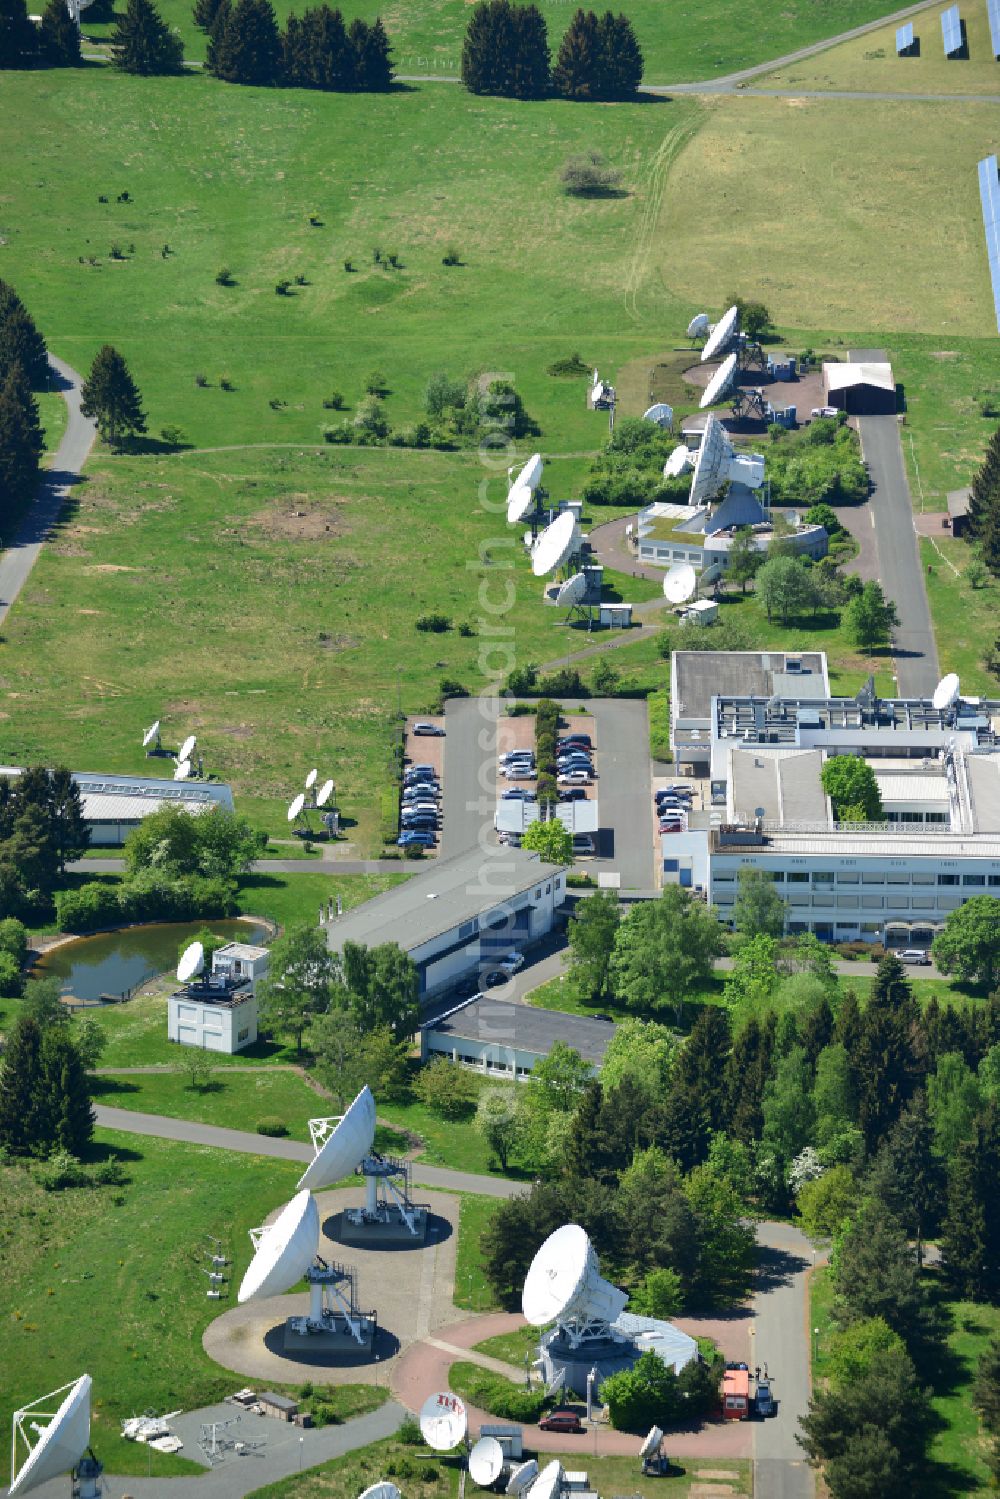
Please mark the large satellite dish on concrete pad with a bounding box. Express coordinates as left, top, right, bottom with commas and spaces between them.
297, 1085, 377, 1191
643, 403, 673, 428
702, 305, 739, 362
522, 1223, 628, 1329
526, 1462, 563, 1499
663, 444, 692, 479
9, 1376, 92, 1498
700, 352, 738, 409
419, 1393, 467, 1451
689, 415, 732, 508
639, 1426, 664, 1460
238, 1190, 318, 1303
532, 511, 577, 578
687, 313, 710, 339
358, 1484, 402, 1499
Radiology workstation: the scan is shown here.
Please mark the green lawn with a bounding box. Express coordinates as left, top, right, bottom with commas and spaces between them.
919, 537, 999, 695
237, 871, 408, 924
474, 1323, 538, 1366
380, 1084, 537, 1180
92, 1066, 332, 1139
452, 1193, 502, 1311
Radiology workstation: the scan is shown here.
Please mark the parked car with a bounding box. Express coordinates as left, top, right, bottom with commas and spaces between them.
397, 831, 435, 847
571, 833, 596, 856
501, 751, 535, 765
412, 722, 445, 736
559, 787, 587, 802
558, 734, 592, 749
505, 766, 537, 780
900, 948, 931, 965
558, 759, 593, 774
539, 1411, 584, 1435
558, 770, 592, 785
660, 823, 684, 835
592, 1013, 614, 1024
502, 789, 537, 801
558, 752, 593, 765
754, 1382, 774, 1418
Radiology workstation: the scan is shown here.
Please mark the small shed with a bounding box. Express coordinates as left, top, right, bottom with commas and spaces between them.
258, 1393, 298, 1422
211, 942, 269, 984
822, 362, 896, 416
682, 599, 719, 627
599, 602, 633, 629
479, 1425, 523, 1459
946, 488, 971, 538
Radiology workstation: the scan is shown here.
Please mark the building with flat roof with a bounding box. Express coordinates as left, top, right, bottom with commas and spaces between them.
424, 995, 614, 1078
0, 765, 234, 846
670, 651, 830, 774
325, 847, 567, 998
822, 361, 896, 415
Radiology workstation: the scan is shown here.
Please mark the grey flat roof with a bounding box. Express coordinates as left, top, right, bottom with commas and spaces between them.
433, 996, 614, 1066
674, 652, 827, 721
325, 848, 564, 956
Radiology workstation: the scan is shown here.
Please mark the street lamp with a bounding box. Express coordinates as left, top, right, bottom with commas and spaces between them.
812, 1326, 819, 1362
299, 1436, 304, 1472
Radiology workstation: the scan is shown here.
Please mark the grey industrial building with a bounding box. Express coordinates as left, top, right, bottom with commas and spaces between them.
423, 995, 614, 1078
0, 765, 235, 846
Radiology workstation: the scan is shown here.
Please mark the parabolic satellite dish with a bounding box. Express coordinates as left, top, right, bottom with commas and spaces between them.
296, 1084, 377, 1192
532, 511, 578, 579
663, 563, 697, 605
316, 778, 335, 808
10, 1376, 92, 1499
469, 1437, 505, 1487
689, 415, 733, 509
701, 304, 739, 363
507, 483, 536, 526
555, 573, 589, 608
358, 1484, 402, 1499
663, 444, 691, 480
418, 1393, 467, 1452
177, 940, 205, 984
173, 759, 192, 782
932, 672, 961, 711
512, 453, 543, 493
526, 1462, 563, 1499
238, 1190, 319, 1303
639, 1426, 664, 1460
142, 720, 160, 748
179, 734, 197, 763
288, 793, 306, 823
699, 351, 739, 410
305, 768, 318, 789
687, 313, 710, 339
506, 1461, 539, 1496
522, 1223, 628, 1329
642, 403, 673, 429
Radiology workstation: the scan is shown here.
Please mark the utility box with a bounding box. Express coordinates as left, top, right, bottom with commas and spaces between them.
479, 1425, 523, 1459
212, 943, 269, 984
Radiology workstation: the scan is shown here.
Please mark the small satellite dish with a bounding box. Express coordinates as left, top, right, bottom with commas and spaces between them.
238, 1190, 319, 1303
639, 1426, 663, 1461
526, 1461, 563, 1499
469, 1437, 505, 1488
506, 1461, 539, 1496
702, 304, 739, 362
358, 1485, 402, 1499
305, 768, 318, 789
663, 444, 691, 479
532, 511, 577, 578
173, 759, 192, 781
418, 1393, 467, 1452
179, 734, 197, 763
643, 403, 673, 429
9, 1377, 92, 1499
297, 1085, 377, 1192
555, 572, 589, 608
507, 482, 536, 525
700, 351, 739, 409
177, 940, 205, 984
932, 672, 960, 711
663, 563, 697, 605
512, 453, 543, 493
141, 719, 160, 748
522, 1223, 627, 1328
316, 778, 335, 808
687, 312, 710, 339
288, 793, 306, 822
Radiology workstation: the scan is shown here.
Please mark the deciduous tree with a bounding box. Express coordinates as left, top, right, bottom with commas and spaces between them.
521, 816, 572, 865
257, 923, 336, 1054
609, 885, 723, 1024
845, 581, 899, 651
932, 895, 1000, 987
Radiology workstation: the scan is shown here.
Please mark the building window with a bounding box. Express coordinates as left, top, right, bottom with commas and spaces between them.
837, 872, 859, 884
237, 1027, 249, 1042
862, 896, 884, 909
787, 872, 808, 883
886, 873, 910, 885
962, 875, 986, 886
912, 873, 934, 885
812, 872, 835, 886
938, 874, 960, 886
458, 919, 478, 940
545, 883, 551, 894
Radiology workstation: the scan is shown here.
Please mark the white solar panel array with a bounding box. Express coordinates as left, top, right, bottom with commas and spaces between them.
896, 21, 914, 51
941, 5, 963, 55
978, 155, 1000, 331
989, 0, 1000, 58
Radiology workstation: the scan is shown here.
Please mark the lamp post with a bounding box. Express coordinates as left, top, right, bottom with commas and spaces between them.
299, 1437, 304, 1472
812, 1326, 819, 1363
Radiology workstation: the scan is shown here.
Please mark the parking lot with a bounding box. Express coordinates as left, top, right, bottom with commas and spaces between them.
399, 716, 446, 856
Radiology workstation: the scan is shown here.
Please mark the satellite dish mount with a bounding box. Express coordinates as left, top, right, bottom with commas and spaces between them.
307, 1114, 429, 1243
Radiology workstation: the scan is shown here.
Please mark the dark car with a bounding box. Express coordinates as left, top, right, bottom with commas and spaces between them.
754, 1381, 774, 1418
539, 1410, 584, 1434
558, 735, 592, 749
559, 788, 587, 802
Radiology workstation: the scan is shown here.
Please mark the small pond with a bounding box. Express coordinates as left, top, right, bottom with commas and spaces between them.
33, 919, 269, 1003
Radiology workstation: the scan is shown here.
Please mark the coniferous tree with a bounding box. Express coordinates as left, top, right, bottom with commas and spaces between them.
967, 425, 1000, 539
673, 1005, 730, 1134
41, 1028, 94, 1155
0, 288, 49, 387
39, 0, 82, 63
461, 0, 547, 98
49, 768, 90, 873
866, 1092, 945, 1260
205, 0, 230, 70
0, 365, 42, 521
0, 0, 38, 67
348, 14, 392, 88
111, 0, 183, 72
80, 345, 146, 448
192, 0, 223, 29
846, 954, 921, 1154
208, 0, 280, 83
941, 1101, 1000, 1301
508, 3, 548, 97
980, 499, 1000, 578
0, 1016, 45, 1154
552, 7, 599, 97
297, 5, 351, 88
606, 11, 642, 94
725, 1013, 776, 1142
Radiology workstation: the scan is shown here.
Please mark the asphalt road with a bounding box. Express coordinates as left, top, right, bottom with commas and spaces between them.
850, 351, 940, 698
0, 356, 96, 629
441, 695, 491, 859
751, 1221, 817, 1499
588, 698, 657, 890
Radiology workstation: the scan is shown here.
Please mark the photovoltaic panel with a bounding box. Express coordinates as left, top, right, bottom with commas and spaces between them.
941, 5, 962, 55
977, 156, 1000, 331
988, 0, 1000, 59
896, 22, 914, 51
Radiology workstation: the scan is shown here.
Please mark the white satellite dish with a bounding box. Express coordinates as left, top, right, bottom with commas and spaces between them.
141, 719, 160, 748
173, 759, 192, 782
532, 511, 577, 578
418, 1392, 467, 1452
506, 1461, 539, 1496
316, 778, 335, 808
702, 304, 739, 362
642, 403, 673, 429
522, 1223, 628, 1328
555, 572, 589, 608
238, 1190, 319, 1303
296, 1085, 377, 1192
663, 563, 697, 605
687, 312, 710, 339
179, 734, 197, 763
305, 768, 318, 789
358, 1485, 402, 1499
639, 1426, 664, 1460
507, 482, 535, 525
288, 792, 306, 822
512, 453, 543, 493
689, 415, 732, 508
932, 672, 961, 711
700, 351, 738, 410
177, 940, 205, 984
9, 1376, 92, 1499
469, 1437, 505, 1487
663, 444, 691, 479
526, 1462, 563, 1499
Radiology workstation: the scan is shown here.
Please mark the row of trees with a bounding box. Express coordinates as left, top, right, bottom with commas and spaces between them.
964, 423, 1000, 575
199, 0, 392, 88
0, 767, 89, 922
0, 1011, 95, 1158
0, 280, 47, 534
1, 0, 81, 67
461, 0, 643, 101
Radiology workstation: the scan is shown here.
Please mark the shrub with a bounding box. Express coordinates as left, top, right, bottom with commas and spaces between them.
322, 391, 344, 410
256, 1116, 289, 1137
397, 1417, 423, 1445
344, 259, 354, 272
160, 424, 186, 445
215, 266, 235, 286
0, 951, 23, 998
414, 1057, 477, 1119
537, 667, 586, 697
275, 279, 291, 295
219, 375, 234, 391
92, 1159, 128, 1186
354, 395, 390, 440
34, 1151, 89, 1192
0, 918, 28, 966
364, 368, 389, 396
547, 352, 591, 377
452, 1365, 547, 1422
560, 151, 623, 198
442, 247, 461, 266
415, 613, 452, 633
194, 373, 209, 387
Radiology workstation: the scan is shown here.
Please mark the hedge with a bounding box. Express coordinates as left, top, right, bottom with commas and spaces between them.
56, 875, 237, 934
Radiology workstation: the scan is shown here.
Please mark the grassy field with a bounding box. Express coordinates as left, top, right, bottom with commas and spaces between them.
918, 535, 1000, 696
236, 871, 408, 923
92, 1066, 330, 1138
474, 1323, 538, 1365
760, 0, 1000, 94
452, 1193, 502, 1311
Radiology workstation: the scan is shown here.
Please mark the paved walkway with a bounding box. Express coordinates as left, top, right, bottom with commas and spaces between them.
751, 1222, 817, 1498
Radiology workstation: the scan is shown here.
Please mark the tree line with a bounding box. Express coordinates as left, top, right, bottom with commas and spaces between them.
0, 280, 47, 536
0, 0, 82, 67
199, 0, 393, 89
461, 0, 643, 100
0, 767, 89, 922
